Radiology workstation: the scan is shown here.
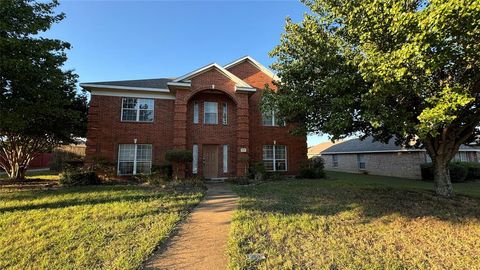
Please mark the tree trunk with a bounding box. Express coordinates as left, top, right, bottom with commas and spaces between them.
432, 158, 453, 198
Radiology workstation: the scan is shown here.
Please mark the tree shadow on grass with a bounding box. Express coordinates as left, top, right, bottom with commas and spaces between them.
235, 180, 480, 224
0, 185, 200, 213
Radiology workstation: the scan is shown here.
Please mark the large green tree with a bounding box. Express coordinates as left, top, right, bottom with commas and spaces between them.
266, 0, 480, 197
0, 0, 87, 180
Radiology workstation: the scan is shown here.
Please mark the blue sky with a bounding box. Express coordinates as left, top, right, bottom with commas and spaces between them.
43, 0, 330, 146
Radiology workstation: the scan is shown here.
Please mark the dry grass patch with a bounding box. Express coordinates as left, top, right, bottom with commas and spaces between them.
229, 176, 480, 269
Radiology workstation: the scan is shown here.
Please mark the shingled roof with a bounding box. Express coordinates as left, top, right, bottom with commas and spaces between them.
322, 137, 480, 154
81, 78, 173, 90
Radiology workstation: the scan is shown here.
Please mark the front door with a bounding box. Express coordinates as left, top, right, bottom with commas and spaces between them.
203, 145, 218, 178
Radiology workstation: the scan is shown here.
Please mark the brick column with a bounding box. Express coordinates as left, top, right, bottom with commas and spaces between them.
236, 93, 250, 177
173, 89, 189, 178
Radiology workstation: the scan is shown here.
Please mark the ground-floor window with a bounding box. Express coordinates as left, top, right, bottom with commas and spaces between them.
332, 154, 338, 167
223, 145, 228, 173
357, 154, 365, 169
117, 144, 152, 175
192, 144, 198, 174
263, 145, 287, 171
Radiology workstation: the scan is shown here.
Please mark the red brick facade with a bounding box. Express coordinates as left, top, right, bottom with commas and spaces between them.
83, 57, 307, 178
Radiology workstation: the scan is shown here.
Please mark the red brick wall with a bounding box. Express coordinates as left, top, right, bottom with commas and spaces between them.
85, 94, 175, 167
86, 62, 307, 176
227, 61, 308, 174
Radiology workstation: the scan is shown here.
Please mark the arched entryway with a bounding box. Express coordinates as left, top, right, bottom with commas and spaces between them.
186, 89, 238, 178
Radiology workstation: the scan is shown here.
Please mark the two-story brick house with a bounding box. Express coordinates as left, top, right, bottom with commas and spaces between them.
80, 56, 307, 178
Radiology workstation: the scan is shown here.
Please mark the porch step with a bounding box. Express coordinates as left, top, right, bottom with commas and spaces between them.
205, 177, 228, 183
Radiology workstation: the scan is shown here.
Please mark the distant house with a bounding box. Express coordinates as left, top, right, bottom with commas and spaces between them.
307, 141, 340, 159
321, 137, 480, 179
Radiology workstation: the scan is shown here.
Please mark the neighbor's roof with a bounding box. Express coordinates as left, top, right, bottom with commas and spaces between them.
308, 141, 340, 157
321, 137, 480, 154
80, 78, 173, 91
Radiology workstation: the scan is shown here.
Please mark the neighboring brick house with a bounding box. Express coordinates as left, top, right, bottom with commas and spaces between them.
321, 137, 480, 179
80, 56, 307, 178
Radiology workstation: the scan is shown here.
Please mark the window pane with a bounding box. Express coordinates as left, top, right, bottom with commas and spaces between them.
223, 145, 228, 173
275, 160, 287, 171
118, 162, 134, 175
119, 145, 135, 161
122, 98, 137, 109
204, 102, 218, 124
193, 101, 199, 124
263, 145, 274, 159
136, 145, 152, 161
222, 103, 228, 125
136, 162, 151, 174
122, 109, 137, 121
264, 160, 274, 171
192, 144, 198, 173
275, 146, 286, 159
138, 99, 153, 110
262, 111, 273, 126
139, 110, 153, 121
205, 113, 218, 124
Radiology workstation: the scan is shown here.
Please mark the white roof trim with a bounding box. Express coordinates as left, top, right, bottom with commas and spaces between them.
80, 83, 170, 93
224, 56, 279, 81
321, 149, 480, 154
90, 89, 176, 100
167, 82, 191, 88
173, 63, 252, 88
235, 86, 256, 92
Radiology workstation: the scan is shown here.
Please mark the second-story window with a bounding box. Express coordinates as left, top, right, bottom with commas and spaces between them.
121, 98, 154, 122
204, 101, 218, 124
193, 101, 199, 124
222, 102, 228, 125
262, 109, 285, 126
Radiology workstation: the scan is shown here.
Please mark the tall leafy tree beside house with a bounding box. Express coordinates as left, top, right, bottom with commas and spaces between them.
266, 0, 480, 197
0, 0, 87, 180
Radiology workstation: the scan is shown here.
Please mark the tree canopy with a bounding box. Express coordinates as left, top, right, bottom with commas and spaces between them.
0, 0, 87, 179
267, 0, 480, 197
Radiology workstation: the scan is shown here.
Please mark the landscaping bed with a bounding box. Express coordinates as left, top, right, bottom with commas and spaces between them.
228, 171, 480, 269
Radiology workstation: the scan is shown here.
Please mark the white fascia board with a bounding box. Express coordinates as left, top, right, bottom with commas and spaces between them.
90, 89, 176, 100
173, 63, 252, 88
224, 56, 280, 81
80, 83, 170, 93
167, 82, 191, 88
235, 86, 256, 92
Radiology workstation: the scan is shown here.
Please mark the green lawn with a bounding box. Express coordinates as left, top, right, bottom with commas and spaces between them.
229, 171, 480, 269
0, 170, 60, 181
0, 185, 203, 270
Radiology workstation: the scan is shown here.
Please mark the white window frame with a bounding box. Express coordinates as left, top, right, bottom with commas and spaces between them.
222, 102, 228, 125
193, 144, 198, 174
121, 97, 154, 122
193, 101, 199, 124
357, 154, 365, 169
117, 144, 152, 175
204, 101, 218, 124
261, 109, 285, 126
223, 144, 228, 173
263, 145, 287, 172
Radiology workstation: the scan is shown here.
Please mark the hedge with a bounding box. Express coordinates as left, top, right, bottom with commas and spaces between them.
420, 162, 480, 183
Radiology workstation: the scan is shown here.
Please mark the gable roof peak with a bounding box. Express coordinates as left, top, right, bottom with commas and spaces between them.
172, 62, 253, 89
224, 56, 279, 80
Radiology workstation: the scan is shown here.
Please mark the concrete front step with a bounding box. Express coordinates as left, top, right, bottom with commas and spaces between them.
205, 177, 228, 183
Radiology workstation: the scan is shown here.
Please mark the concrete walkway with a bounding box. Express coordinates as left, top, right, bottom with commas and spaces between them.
143, 183, 238, 270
